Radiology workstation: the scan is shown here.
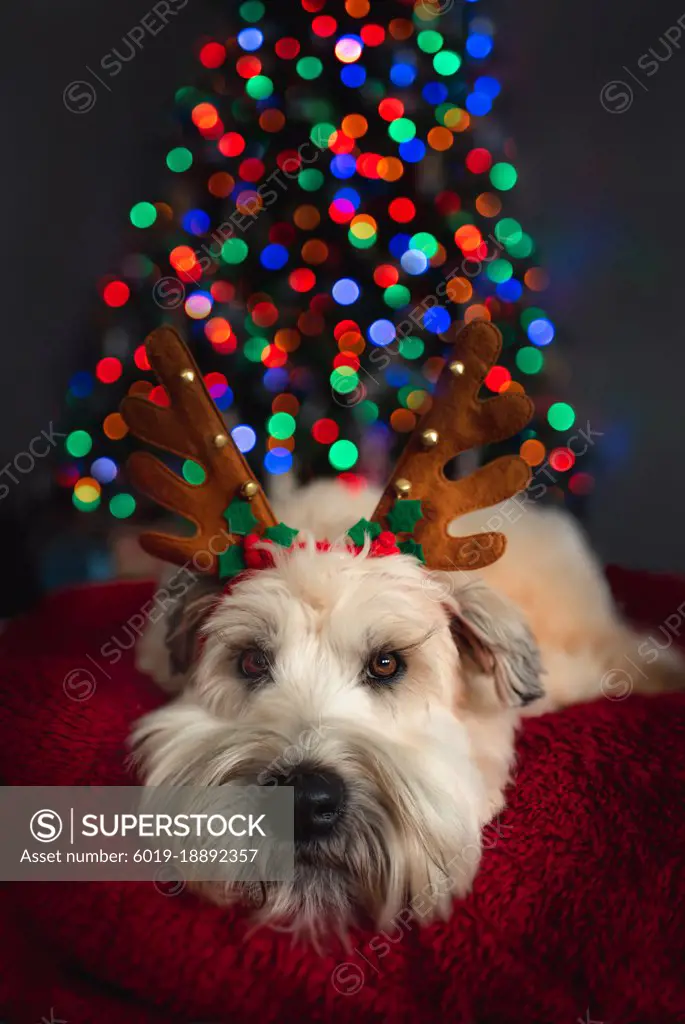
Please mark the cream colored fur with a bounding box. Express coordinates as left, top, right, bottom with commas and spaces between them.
133, 479, 683, 936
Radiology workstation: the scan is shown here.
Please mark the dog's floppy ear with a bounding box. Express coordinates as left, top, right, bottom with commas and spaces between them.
165, 575, 224, 679
443, 579, 544, 710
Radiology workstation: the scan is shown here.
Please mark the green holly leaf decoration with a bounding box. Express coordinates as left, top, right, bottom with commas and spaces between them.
218, 544, 247, 580
346, 518, 382, 547
387, 499, 424, 535
398, 539, 426, 563
223, 498, 259, 537
264, 523, 300, 547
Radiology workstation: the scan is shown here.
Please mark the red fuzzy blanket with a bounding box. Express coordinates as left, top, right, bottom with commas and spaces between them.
1, 568, 685, 1024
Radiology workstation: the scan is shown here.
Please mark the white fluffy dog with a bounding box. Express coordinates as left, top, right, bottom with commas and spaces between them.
133, 480, 683, 936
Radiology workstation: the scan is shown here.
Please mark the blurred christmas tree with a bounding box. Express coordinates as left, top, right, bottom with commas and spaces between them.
54, 0, 591, 554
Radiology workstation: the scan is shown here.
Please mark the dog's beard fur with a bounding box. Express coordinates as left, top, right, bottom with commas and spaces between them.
132, 538, 543, 938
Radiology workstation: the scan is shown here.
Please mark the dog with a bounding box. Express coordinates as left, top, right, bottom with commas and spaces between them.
133, 479, 684, 937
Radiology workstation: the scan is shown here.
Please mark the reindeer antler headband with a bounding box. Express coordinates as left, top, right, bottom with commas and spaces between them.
121, 321, 533, 580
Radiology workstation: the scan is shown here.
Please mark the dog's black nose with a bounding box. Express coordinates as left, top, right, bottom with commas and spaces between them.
265, 768, 346, 842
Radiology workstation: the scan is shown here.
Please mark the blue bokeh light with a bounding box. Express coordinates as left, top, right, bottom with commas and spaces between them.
334, 186, 361, 209
388, 232, 411, 259
260, 243, 289, 270
332, 278, 361, 305
528, 318, 555, 347
368, 319, 396, 347
182, 209, 211, 236
232, 424, 257, 453
341, 64, 366, 87
496, 279, 523, 302
401, 248, 429, 275
91, 457, 118, 484
264, 447, 293, 475
263, 368, 289, 392
466, 92, 492, 116
69, 371, 94, 398
423, 306, 451, 334
422, 82, 448, 104
466, 33, 493, 58
398, 138, 426, 163
330, 153, 357, 179
391, 63, 417, 87
475, 75, 501, 98
214, 386, 235, 410
238, 28, 263, 51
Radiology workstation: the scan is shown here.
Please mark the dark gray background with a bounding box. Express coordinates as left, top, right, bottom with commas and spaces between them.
2, 0, 684, 575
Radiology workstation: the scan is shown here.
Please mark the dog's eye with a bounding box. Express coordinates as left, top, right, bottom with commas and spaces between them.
366, 651, 404, 684
238, 648, 269, 680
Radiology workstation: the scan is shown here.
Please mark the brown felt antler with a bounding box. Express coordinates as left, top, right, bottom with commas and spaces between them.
120, 326, 277, 572
371, 320, 534, 571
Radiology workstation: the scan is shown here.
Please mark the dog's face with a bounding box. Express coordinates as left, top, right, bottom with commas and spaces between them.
133, 542, 542, 937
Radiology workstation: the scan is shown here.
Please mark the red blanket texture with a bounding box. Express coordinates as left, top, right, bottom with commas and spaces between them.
1, 568, 685, 1024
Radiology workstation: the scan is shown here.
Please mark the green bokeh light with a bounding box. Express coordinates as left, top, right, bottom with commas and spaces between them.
182, 460, 207, 486
239, 0, 264, 21
516, 347, 544, 375
487, 259, 513, 284
354, 400, 379, 425
506, 233, 534, 258
490, 162, 518, 191
311, 122, 337, 148
244, 336, 269, 362
495, 218, 523, 246
109, 493, 136, 519
330, 367, 359, 394
388, 117, 416, 143
246, 75, 273, 100
166, 147, 193, 173
73, 493, 100, 513
297, 57, 323, 80
434, 102, 454, 126
130, 202, 157, 229
348, 230, 376, 249
399, 336, 425, 360
329, 439, 359, 471
409, 231, 438, 257
66, 430, 92, 458
417, 30, 444, 54
398, 385, 414, 409
298, 168, 324, 191
520, 306, 547, 329
268, 412, 296, 439
547, 402, 576, 432
221, 238, 249, 264
433, 50, 461, 76
384, 284, 411, 309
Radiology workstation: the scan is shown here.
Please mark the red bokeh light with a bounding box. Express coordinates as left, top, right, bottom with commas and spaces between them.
96, 357, 123, 384
289, 268, 316, 292
218, 132, 246, 158
199, 42, 226, 68
102, 280, 130, 308
484, 365, 512, 393
312, 419, 340, 444
465, 148, 493, 174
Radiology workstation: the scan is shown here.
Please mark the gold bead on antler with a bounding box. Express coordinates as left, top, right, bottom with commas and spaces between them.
367, 321, 535, 572
119, 327, 279, 573
240, 481, 260, 500
420, 429, 439, 448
